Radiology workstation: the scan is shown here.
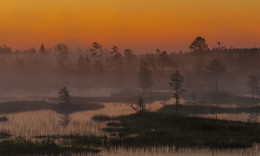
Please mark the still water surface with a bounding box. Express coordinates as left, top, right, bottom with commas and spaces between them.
0, 98, 259, 155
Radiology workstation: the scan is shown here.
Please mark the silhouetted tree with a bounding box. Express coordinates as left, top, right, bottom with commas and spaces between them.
131, 96, 147, 113
92, 42, 102, 50
189, 36, 209, 52
155, 49, 161, 55
124, 48, 136, 71
0, 45, 12, 54
169, 70, 184, 114
91, 42, 102, 64
27, 47, 37, 55
207, 58, 226, 93
138, 60, 153, 96
59, 87, 70, 105
39, 43, 47, 55
54, 43, 69, 70
54, 43, 69, 56
247, 72, 259, 97
109, 45, 123, 71
158, 51, 168, 71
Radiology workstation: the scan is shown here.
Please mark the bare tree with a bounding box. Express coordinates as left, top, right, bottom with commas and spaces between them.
169, 70, 184, 114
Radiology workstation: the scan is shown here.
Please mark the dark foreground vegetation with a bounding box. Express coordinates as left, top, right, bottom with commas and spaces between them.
92, 111, 260, 149
0, 139, 100, 155
33, 109, 260, 151
160, 104, 260, 116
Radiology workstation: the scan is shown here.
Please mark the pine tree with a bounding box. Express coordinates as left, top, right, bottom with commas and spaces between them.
169, 70, 184, 114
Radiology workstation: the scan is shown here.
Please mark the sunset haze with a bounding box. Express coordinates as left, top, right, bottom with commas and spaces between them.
0, 0, 259, 52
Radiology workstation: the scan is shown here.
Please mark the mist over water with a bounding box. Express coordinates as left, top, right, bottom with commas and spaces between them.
0, 40, 260, 155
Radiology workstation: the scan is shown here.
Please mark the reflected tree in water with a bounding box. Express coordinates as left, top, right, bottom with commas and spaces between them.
58, 87, 71, 127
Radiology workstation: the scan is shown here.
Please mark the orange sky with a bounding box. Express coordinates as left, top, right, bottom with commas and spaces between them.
0, 0, 259, 52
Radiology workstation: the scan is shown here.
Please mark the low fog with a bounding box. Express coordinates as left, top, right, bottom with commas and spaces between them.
0, 37, 259, 100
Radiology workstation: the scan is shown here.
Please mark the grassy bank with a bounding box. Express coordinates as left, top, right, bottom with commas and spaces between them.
158, 104, 260, 115
92, 111, 260, 148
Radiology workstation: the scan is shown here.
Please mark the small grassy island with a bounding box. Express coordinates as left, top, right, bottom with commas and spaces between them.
92, 109, 260, 149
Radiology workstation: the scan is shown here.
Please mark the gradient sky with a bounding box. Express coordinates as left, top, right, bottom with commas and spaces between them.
0, 0, 259, 52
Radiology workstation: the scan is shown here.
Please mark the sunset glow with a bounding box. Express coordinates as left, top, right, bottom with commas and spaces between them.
0, 0, 259, 51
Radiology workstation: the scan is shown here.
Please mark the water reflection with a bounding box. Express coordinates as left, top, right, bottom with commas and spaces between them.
0, 101, 161, 137
1, 99, 260, 155
0, 98, 259, 137
59, 113, 70, 127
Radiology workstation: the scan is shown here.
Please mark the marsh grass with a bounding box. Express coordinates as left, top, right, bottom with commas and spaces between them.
2, 94, 260, 154
92, 111, 260, 148
0, 138, 100, 155
159, 104, 260, 115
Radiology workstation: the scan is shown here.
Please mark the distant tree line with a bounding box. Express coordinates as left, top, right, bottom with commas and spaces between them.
1, 37, 260, 97
0, 37, 259, 75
